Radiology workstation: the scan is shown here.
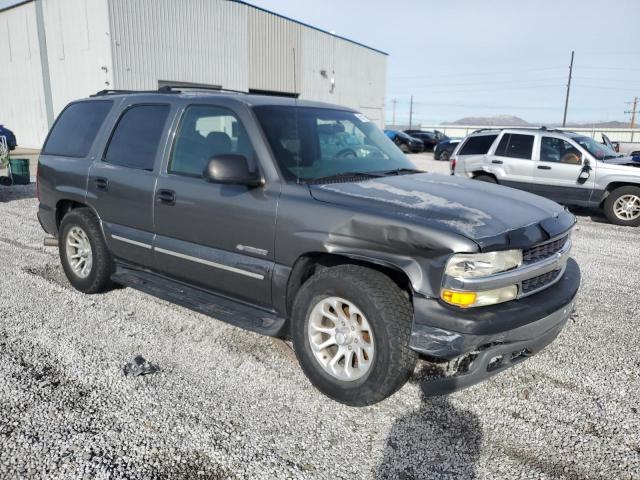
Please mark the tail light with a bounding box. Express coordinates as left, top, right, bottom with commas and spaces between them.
450, 157, 457, 175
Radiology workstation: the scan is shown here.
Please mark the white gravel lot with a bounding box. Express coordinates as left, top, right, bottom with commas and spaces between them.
0, 157, 638, 479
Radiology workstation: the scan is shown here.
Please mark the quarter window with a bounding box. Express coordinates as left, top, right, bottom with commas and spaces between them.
104, 104, 170, 171
42, 101, 113, 157
458, 135, 498, 155
495, 133, 534, 160
540, 137, 582, 165
170, 105, 255, 177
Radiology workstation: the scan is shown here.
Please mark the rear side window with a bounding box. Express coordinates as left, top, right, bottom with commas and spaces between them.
104, 104, 170, 171
458, 135, 497, 155
495, 133, 534, 160
42, 101, 113, 157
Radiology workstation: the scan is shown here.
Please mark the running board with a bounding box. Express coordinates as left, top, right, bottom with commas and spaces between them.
111, 265, 287, 337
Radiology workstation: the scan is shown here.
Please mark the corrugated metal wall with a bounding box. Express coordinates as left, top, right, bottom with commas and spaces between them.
108, 0, 387, 126
0, 1, 48, 148
108, 0, 249, 91
42, 0, 113, 114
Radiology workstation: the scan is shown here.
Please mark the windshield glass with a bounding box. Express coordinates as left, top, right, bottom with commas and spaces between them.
253, 106, 416, 181
572, 136, 619, 160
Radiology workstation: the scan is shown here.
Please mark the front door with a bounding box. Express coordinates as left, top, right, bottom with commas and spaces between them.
87, 103, 172, 267
529, 135, 595, 205
153, 104, 278, 308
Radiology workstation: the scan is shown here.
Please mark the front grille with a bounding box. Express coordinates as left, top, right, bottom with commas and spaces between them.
521, 269, 561, 294
522, 235, 568, 265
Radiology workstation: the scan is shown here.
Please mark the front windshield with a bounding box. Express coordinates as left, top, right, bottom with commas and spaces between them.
253, 106, 416, 181
572, 136, 619, 160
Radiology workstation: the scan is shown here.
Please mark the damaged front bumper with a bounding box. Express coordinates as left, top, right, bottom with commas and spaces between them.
409, 258, 580, 396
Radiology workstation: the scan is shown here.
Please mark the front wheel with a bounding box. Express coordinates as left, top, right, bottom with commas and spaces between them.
604, 186, 640, 226
59, 208, 115, 293
399, 143, 410, 154
440, 151, 450, 162
291, 265, 417, 406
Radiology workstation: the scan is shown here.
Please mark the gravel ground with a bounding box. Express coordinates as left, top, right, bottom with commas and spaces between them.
0, 159, 638, 479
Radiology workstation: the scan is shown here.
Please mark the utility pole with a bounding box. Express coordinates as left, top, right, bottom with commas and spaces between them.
562, 50, 574, 127
392, 98, 397, 127
408, 95, 414, 130
625, 96, 638, 141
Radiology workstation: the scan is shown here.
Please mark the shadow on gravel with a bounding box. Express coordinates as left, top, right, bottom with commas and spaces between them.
377, 366, 482, 479
567, 205, 608, 224
0, 183, 36, 203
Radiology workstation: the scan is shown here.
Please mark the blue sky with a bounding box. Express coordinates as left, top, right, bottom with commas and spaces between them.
249, 0, 639, 125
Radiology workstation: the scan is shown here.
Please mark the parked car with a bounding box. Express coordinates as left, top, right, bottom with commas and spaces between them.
602, 133, 640, 157
0, 124, 17, 151
38, 90, 580, 406
434, 138, 461, 161
404, 129, 449, 151
451, 127, 640, 226
384, 129, 424, 153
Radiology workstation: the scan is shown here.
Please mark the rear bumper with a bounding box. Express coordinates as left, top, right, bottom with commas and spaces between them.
37, 204, 57, 236
409, 258, 580, 395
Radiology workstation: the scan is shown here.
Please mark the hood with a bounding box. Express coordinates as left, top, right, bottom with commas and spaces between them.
601, 156, 640, 168
309, 173, 574, 250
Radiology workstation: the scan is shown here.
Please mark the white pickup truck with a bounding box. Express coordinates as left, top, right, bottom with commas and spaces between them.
602, 134, 640, 157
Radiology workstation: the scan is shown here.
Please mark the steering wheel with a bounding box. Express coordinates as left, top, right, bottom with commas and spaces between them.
335, 148, 357, 160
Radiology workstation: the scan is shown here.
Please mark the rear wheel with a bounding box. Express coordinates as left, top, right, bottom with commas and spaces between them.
291, 264, 417, 406
440, 151, 450, 162
604, 186, 640, 226
59, 208, 115, 293
474, 174, 497, 183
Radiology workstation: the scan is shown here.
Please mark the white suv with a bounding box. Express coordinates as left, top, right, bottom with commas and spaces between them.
450, 127, 640, 226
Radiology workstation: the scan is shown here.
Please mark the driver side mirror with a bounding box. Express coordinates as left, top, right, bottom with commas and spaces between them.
203, 155, 263, 187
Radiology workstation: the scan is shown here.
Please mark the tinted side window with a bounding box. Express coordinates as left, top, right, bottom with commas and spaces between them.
541, 137, 582, 164
458, 135, 498, 155
495, 133, 534, 160
104, 105, 170, 171
42, 101, 113, 157
170, 105, 256, 177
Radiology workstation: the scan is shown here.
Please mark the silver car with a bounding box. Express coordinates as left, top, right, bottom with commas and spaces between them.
450, 127, 640, 226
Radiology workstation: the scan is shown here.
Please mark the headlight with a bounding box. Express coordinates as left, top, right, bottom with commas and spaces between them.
444, 250, 522, 278
441, 250, 523, 308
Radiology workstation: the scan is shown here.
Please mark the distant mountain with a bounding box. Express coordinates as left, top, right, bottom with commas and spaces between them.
558, 120, 630, 129
448, 115, 531, 126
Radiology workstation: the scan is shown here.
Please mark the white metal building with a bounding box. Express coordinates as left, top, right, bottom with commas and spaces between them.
0, 0, 388, 148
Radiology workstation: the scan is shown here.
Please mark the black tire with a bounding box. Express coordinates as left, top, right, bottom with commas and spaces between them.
440, 151, 450, 162
603, 186, 640, 227
0, 176, 11, 186
59, 208, 115, 293
291, 264, 417, 406
399, 143, 410, 154
475, 174, 497, 183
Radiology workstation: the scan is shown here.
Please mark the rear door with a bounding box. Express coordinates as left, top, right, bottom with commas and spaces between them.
529, 135, 595, 205
454, 134, 498, 175
152, 103, 278, 308
487, 132, 536, 190
87, 103, 172, 267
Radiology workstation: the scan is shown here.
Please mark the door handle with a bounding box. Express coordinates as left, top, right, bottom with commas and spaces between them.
537, 165, 552, 170
491, 160, 503, 164
156, 189, 176, 205
94, 178, 109, 191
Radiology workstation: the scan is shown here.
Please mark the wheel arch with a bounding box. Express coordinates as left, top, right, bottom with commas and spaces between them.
55, 199, 106, 239
598, 181, 640, 207
284, 252, 414, 317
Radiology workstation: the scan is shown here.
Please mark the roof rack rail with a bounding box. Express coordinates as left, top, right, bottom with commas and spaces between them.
90, 89, 172, 97
157, 85, 247, 95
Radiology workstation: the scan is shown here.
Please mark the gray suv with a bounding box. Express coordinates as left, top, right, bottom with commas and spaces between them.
37, 89, 580, 405
451, 127, 640, 226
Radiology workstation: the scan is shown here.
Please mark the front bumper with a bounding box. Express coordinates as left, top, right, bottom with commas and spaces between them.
409, 258, 580, 395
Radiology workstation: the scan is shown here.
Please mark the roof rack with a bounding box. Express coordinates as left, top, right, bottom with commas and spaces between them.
91, 86, 301, 99
471, 126, 572, 134
90, 89, 168, 97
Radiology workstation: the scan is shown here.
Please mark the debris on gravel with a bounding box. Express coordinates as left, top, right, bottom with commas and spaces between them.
0, 177, 638, 479
123, 355, 161, 377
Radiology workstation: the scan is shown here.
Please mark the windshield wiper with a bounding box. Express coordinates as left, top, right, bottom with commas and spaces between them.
307, 171, 382, 184
378, 168, 424, 176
